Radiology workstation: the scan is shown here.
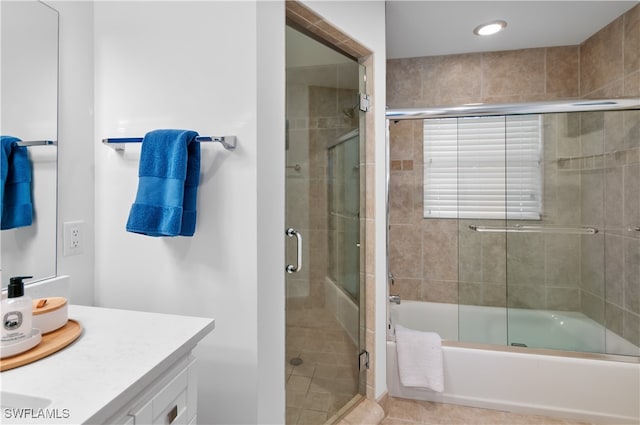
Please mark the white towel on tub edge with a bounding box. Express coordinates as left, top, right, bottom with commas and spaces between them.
395, 324, 444, 392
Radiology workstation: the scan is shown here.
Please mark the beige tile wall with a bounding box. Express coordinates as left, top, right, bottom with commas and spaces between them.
387, 43, 584, 306
387, 5, 640, 347
387, 46, 580, 109
576, 110, 640, 347
579, 5, 640, 347
388, 115, 587, 310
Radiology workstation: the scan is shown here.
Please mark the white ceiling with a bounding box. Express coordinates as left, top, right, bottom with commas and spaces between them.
386, 1, 640, 59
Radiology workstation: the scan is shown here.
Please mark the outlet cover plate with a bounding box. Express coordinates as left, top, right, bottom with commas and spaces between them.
63, 221, 84, 256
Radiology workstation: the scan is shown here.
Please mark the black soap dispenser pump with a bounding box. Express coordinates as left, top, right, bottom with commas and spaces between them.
1, 276, 33, 344
8, 276, 32, 298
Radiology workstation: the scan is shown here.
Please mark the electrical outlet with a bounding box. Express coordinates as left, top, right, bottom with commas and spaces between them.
63, 221, 84, 256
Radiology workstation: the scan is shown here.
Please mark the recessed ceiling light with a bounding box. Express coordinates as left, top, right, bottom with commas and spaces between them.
473, 20, 507, 36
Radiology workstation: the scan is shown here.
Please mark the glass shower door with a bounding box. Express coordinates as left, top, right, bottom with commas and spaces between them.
328, 129, 360, 301
458, 110, 640, 356
505, 112, 606, 353
457, 115, 508, 345
448, 108, 639, 357
505, 110, 640, 356
285, 25, 365, 425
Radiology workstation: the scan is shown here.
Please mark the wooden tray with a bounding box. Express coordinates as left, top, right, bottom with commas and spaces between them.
0, 319, 82, 372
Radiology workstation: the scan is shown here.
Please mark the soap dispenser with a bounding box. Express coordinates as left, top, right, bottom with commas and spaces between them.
1, 276, 33, 344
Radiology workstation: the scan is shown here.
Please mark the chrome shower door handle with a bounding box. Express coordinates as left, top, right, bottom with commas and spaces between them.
286, 228, 303, 273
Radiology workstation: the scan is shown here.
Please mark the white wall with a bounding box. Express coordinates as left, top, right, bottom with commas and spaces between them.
257, 3, 286, 421
93, 2, 284, 424
301, 0, 388, 399
51, 0, 95, 306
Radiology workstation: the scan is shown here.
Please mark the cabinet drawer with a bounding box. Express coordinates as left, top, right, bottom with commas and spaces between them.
127, 357, 194, 425
152, 366, 188, 419
153, 387, 187, 425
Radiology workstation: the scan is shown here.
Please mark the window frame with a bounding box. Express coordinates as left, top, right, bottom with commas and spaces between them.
423, 115, 543, 220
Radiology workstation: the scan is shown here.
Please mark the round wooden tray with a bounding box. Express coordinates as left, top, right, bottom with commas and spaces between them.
0, 319, 82, 372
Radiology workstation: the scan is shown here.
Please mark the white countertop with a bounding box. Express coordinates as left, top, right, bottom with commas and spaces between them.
0, 305, 215, 424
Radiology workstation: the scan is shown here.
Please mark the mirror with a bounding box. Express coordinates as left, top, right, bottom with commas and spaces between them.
0, 1, 59, 288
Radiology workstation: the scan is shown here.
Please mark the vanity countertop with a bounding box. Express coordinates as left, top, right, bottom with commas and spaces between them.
0, 305, 215, 424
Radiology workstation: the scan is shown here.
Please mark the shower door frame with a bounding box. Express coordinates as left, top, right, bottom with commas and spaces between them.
285, 0, 378, 418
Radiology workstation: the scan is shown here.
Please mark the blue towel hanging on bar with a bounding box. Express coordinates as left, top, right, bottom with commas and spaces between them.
126, 129, 201, 237
1, 135, 33, 230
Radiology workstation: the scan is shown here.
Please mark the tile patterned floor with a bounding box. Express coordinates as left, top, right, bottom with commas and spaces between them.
381, 397, 593, 425
286, 307, 360, 425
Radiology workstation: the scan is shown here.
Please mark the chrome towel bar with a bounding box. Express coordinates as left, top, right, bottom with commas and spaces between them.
102, 135, 237, 151
16, 140, 57, 147
469, 224, 599, 235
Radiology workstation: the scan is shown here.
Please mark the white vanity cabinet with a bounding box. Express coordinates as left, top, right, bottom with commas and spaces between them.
1, 305, 214, 424
107, 352, 198, 425
106, 353, 197, 425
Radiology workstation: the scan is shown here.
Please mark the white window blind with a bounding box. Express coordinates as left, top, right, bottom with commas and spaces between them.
423, 115, 542, 220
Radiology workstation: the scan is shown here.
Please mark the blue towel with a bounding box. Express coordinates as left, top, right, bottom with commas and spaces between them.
126, 129, 201, 237
1, 136, 33, 230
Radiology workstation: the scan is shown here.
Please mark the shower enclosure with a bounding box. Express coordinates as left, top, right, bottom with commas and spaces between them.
389, 99, 640, 358
328, 129, 361, 302
285, 26, 366, 425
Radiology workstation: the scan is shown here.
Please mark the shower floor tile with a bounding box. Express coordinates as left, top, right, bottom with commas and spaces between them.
286, 306, 360, 425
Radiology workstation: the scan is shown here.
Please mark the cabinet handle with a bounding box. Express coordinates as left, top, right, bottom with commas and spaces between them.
167, 405, 178, 424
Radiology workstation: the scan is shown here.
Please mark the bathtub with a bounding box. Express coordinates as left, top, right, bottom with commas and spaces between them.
387, 301, 640, 424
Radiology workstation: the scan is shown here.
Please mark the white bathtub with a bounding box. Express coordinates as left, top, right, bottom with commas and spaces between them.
387, 301, 640, 424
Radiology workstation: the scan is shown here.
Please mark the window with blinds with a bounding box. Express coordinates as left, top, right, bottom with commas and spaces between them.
423, 115, 542, 220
